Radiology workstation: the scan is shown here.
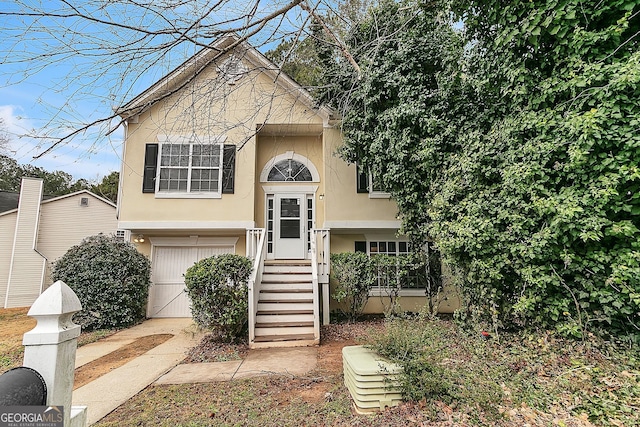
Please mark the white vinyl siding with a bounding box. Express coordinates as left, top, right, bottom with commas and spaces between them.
0, 213, 17, 305
37, 193, 118, 288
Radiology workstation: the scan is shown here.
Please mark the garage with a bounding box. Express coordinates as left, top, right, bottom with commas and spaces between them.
148, 239, 236, 317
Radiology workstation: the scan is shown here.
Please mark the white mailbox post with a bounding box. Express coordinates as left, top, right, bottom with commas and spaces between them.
22, 280, 88, 427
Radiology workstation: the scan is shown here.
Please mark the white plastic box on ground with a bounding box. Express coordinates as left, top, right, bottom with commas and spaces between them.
342, 345, 403, 413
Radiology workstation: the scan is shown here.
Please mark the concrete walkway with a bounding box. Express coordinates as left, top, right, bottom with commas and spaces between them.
156, 346, 317, 384
71, 318, 318, 425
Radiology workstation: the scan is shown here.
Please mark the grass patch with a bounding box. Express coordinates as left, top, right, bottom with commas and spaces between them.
77, 329, 118, 347
0, 307, 117, 373
96, 378, 356, 427
0, 344, 24, 371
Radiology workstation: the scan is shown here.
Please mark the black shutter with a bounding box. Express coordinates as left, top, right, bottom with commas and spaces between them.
355, 241, 367, 253
142, 143, 158, 193
222, 144, 236, 194
356, 163, 369, 193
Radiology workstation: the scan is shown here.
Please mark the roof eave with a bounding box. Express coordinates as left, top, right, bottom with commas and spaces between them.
116, 34, 333, 122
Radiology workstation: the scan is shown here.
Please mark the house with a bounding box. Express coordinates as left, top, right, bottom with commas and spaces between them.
116, 34, 459, 348
0, 177, 120, 308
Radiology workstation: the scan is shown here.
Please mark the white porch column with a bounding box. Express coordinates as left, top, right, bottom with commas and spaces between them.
323, 282, 330, 325
22, 280, 87, 427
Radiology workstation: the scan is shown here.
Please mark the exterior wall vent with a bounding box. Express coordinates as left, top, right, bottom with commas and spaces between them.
115, 229, 130, 241
80, 197, 89, 207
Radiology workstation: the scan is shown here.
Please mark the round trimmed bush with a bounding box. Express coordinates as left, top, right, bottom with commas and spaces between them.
184, 254, 253, 342
51, 234, 151, 331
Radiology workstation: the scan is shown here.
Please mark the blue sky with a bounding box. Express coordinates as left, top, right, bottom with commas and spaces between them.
0, 62, 124, 181
0, 0, 311, 181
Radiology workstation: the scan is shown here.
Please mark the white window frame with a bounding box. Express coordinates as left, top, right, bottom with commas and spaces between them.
155, 135, 226, 199
368, 172, 391, 199
365, 239, 426, 296
260, 151, 320, 183
357, 162, 391, 199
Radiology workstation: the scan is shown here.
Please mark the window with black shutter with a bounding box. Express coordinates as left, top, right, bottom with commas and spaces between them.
356, 163, 369, 193
142, 143, 158, 193
222, 144, 236, 194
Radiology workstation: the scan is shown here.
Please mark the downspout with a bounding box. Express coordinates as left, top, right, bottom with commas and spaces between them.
116, 120, 127, 221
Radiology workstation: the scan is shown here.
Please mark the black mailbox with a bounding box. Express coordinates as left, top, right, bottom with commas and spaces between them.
0, 367, 47, 406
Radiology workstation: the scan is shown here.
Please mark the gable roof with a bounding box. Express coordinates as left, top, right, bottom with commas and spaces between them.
40, 189, 116, 208
116, 34, 333, 122
0, 190, 58, 214
0, 189, 115, 218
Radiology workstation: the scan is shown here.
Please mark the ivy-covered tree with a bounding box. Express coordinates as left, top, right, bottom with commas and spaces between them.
332, 0, 640, 340
445, 0, 640, 339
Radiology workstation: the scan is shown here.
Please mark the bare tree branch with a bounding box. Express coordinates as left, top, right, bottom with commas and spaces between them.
1, 0, 318, 159
299, 0, 361, 76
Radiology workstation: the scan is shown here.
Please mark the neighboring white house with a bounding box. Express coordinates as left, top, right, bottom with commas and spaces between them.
0, 177, 119, 308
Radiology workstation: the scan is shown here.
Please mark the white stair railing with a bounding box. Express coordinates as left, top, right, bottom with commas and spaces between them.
311, 228, 331, 325
246, 228, 266, 345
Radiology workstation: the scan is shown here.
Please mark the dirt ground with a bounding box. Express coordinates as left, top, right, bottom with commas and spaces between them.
73, 333, 173, 389
0, 308, 173, 389
0, 307, 36, 341
5, 308, 619, 426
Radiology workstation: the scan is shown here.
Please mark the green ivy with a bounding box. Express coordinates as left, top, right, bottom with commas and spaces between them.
327, 0, 640, 340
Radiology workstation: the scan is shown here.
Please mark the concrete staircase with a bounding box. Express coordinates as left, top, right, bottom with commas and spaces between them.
253, 260, 317, 347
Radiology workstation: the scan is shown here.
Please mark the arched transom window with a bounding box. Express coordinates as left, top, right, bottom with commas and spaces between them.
259, 151, 320, 183
268, 159, 313, 182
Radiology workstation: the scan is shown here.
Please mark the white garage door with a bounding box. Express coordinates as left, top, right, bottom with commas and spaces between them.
148, 245, 234, 317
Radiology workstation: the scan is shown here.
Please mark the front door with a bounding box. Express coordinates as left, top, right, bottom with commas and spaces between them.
274, 193, 305, 259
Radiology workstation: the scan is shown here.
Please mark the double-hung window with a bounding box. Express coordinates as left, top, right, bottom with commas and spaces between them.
143, 135, 235, 198
158, 142, 222, 195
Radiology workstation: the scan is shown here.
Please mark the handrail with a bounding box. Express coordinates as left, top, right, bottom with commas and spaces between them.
310, 230, 321, 341
311, 228, 331, 325
246, 228, 266, 345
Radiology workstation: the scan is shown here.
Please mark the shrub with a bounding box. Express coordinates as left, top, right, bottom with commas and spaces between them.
330, 252, 378, 321
184, 254, 252, 342
52, 234, 151, 331
368, 317, 502, 415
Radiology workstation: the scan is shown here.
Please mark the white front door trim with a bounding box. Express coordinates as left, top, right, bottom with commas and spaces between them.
264, 186, 317, 260
274, 193, 305, 259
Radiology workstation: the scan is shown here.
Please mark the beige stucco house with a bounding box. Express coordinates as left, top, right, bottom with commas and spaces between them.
116, 34, 458, 348
0, 178, 119, 308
